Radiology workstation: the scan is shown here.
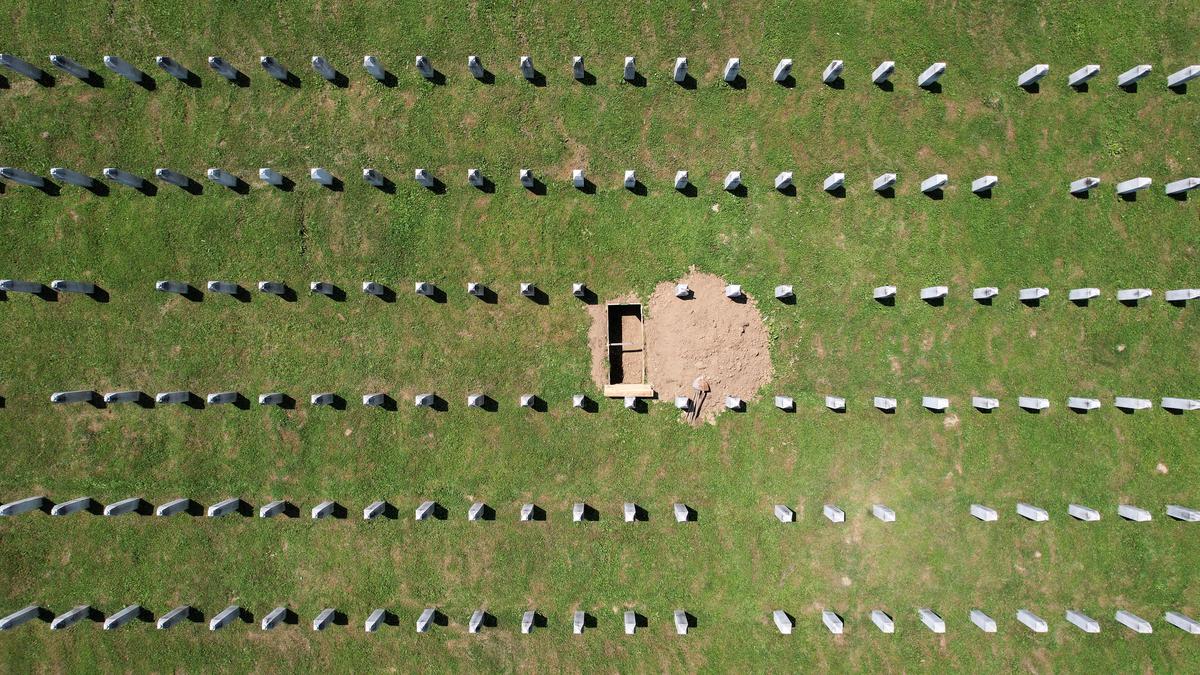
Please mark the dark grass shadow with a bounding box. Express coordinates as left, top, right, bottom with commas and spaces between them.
36, 73, 56, 87
975, 187, 993, 199
777, 294, 796, 306
677, 183, 698, 198
475, 176, 495, 193
626, 72, 647, 87
1020, 297, 1043, 307
316, 284, 347, 301
976, 296, 994, 306
132, 499, 154, 516
277, 608, 298, 625
923, 296, 945, 307
676, 74, 697, 90
877, 185, 896, 199
629, 180, 647, 196
331, 610, 349, 626
80, 71, 104, 88
375, 70, 398, 87
237, 608, 255, 624
179, 71, 201, 88
727, 183, 747, 198
426, 69, 446, 86
578, 71, 596, 86
329, 71, 349, 88
776, 184, 796, 197
228, 178, 249, 195
1168, 83, 1187, 95
575, 396, 598, 413
365, 284, 395, 302
420, 286, 447, 303
34, 285, 58, 301
1071, 190, 1091, 199
320, 176, 344, 192
473, 286, 497, 304
274, 175, 295, 192
921, 81, 943, 94
282, 72, 301, 89
531, 612, 548, 629
1019, 406, 1045, 415
727, 293, 748, 305
476, 68, 495, 84
1071, 82, 1089, 93
1118, 298, 1142, 307
273, 285, 298, 302
0, 74, 8, 89
230, 286, 251, 302
1118, 192, 1138, 202
183, 499, 204, 516
37, 181, 62, 197
432, 610, 449, 627
524, 287, 550, 305
180, 392, 205, 409
474, 504, 496, 521
777, 74, 796, 88
525, 177, 546, 196
825, 76, 845, 90
230, 71, 250, 88
526, 70, 546, 87
575, 287, 598, 304
373, 394, 398, 411
924, 187, 944, 200
428, 394, 449, 412
579, 504, 599, 521
826, 185, 846, 198
923, 405, 947, 415
476, 395, 498, 412
431, 503, 449, 520
527, 395, 547, 412
372, 177, 396, 194
727, 74, 746, 90
625, 397, 649, 414
1070, 297, 1091, 307
875, 295, 895, 306
186, 607, 206, 623
1119, 82, 1139, 94
526, 505, 547, 521
683, 612, 698, 630
135, 75, 156, 91
679, 506, 697, 522
231, 393, 250, 410
178, 179, 203, 195
630, 505, 648, 521
974, 404, 996, 414
577, 178, 596, 195
1019, 82, 1040, 94
875, 79, 894, 92
379, 502, 399, 519
632, 612, 648, 629
423, 176, 447, 195
135, 182, 157, 197
1168, 191, 1189, 202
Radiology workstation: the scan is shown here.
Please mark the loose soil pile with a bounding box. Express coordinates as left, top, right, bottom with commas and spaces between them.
587, 269, 773, 424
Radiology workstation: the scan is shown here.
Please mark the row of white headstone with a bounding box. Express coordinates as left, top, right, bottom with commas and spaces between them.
772, 502, 1200, 524
772, 608, 1198, 635
7, 52, 1198, 91
0, 496, 695, 522
717, 395, 1199, 414
0, 604, 695, 634
6, 166, 1197, 198
874, 286, 1199, 304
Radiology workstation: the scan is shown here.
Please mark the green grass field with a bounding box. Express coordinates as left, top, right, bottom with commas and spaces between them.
2, 0, 1199, 670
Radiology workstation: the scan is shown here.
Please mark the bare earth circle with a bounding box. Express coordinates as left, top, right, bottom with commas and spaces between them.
588, 270, 774, 424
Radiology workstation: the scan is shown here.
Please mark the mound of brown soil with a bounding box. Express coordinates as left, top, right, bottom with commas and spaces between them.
587, 270, 773, 424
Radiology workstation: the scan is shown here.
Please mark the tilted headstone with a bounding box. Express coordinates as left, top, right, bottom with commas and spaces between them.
416, 608, 435, 632
468, 609, 484, 633
674, 503, 690, 522
51, 496, 93, 516
623, 56, 636, 81
258, 281, 287, 296
1115, 177, 1152, 195
1018, 287, 1049, 301
1117, 64, 1152, 87
1069, 177, 1100, 194
971, 176, 998, 193
310, 167, 335, 186
674, 609, 688, 635
774, 395, 794, 411
822, 60, 843, 83
362, 393, 388, 407
415, 500, 436, 520
0, 605, 41, 630
725, 395, 742, 410
1116, 288, 1152, 302
621, 502, 638, 523
572, 394, 586, 409
624, 169, 637, 188
210, 605, 240, 631
825, 395, 845, 411
207, 56, 238, 81
573, 610, 586, 634
258, 393, 285, 406
1118, 504, 1152, 522
467, 55, 484, 79
0, 54, 49, 82
258, 606, 287, 630
1165, 178, 1200, 195
1114, 396, 1152, 411
155, 169, 192, 188
774, 171, 793, 190
674, 170, 689, 190
363, 55, 386, 81
1114, 610, 1152, 633
774, 504, 794, 523
259, 168, 284, 186
723, 58, 740, 82
1016, 502, 1049, 521
521, 610, 536, 633
1017, 64, 1049, 87
519, 56, 535, 80
1067, 397, 1101, 411
0, 496, 46, 516
873, 173, 897, 191
571, 502, 587, 522
103, 55, 145, 83
103, 497, 143, 516
312, 501, 336, 519
467, 501, 487, 521
973, 287, 998, 300
624, 610, 638, 635
871, 610, 895, 633
1166, 65, 1200, 87
1066, 610, 1101, 633
774, 59, 792, 82
156, 498, 190, 517
103, 605, 143, 630
920, 286, 948, 300
972, 396, 1000, 410
415, 55, 433, 79
414, 281, 435, 296
260, 55, 288, 80
873, 285, 897, 300
922, 396, 949, 411
723, 171, 742, 191
823, 172, 845, 191
312, 608, 336, 631
623, 395, 637, 410
156, 391, 191, 405
1068, 64, 1100, 86
103, 168, 145, 189
467, 168, 484, 187
363, 501, 386, 520
208, 497, 242, 517
1161, 397, 1200, 411
362, 168, 385, 187
822, 610, 844, 634
872, 504, 896, 522
1017, 609, 1048, 632
918, 608, 946, 633
1068, 504, 1101, 521
365, 608, 387, 632
362, 281, 386, 296
310, 393, 336, 406
673, 57, 687, 82
917, 62, 946, 87
970, 609, 997, 632
311, 56, 337, 81
1167, 505, 1200, 521
467, 393, 485, 408
920, 174, 948, 193
414, 168, 435, 188
51, 390, 96, 405
0, 167, 46, 188
49, 54, 92, 80
725, 284, 743, 299
156, 605, 191, 630
871, 60, 895, 84
823, 504, 845, 523
259, 500, 286, 518
874, 396, 896, 411
675, 283, 691, 298
970, 504, 998, 521
572, 169, 585, 188
155, 56, 189, 80
572, 56, 585, 80
1018, 396, 1050, 411
773, 610, 793, 634
1068, 287, 1100, 301
519, 168, 535, 188
0, 279, 42, 294
1165, 611, 1200, 634
519, 394, 536, 408
50, 168, 96, 188
206, 391, 238, 405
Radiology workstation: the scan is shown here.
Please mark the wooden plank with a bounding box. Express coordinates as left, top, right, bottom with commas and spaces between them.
604, 383, 655, 398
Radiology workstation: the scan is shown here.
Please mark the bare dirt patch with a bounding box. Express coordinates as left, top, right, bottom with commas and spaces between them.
587, 270, 773, 424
